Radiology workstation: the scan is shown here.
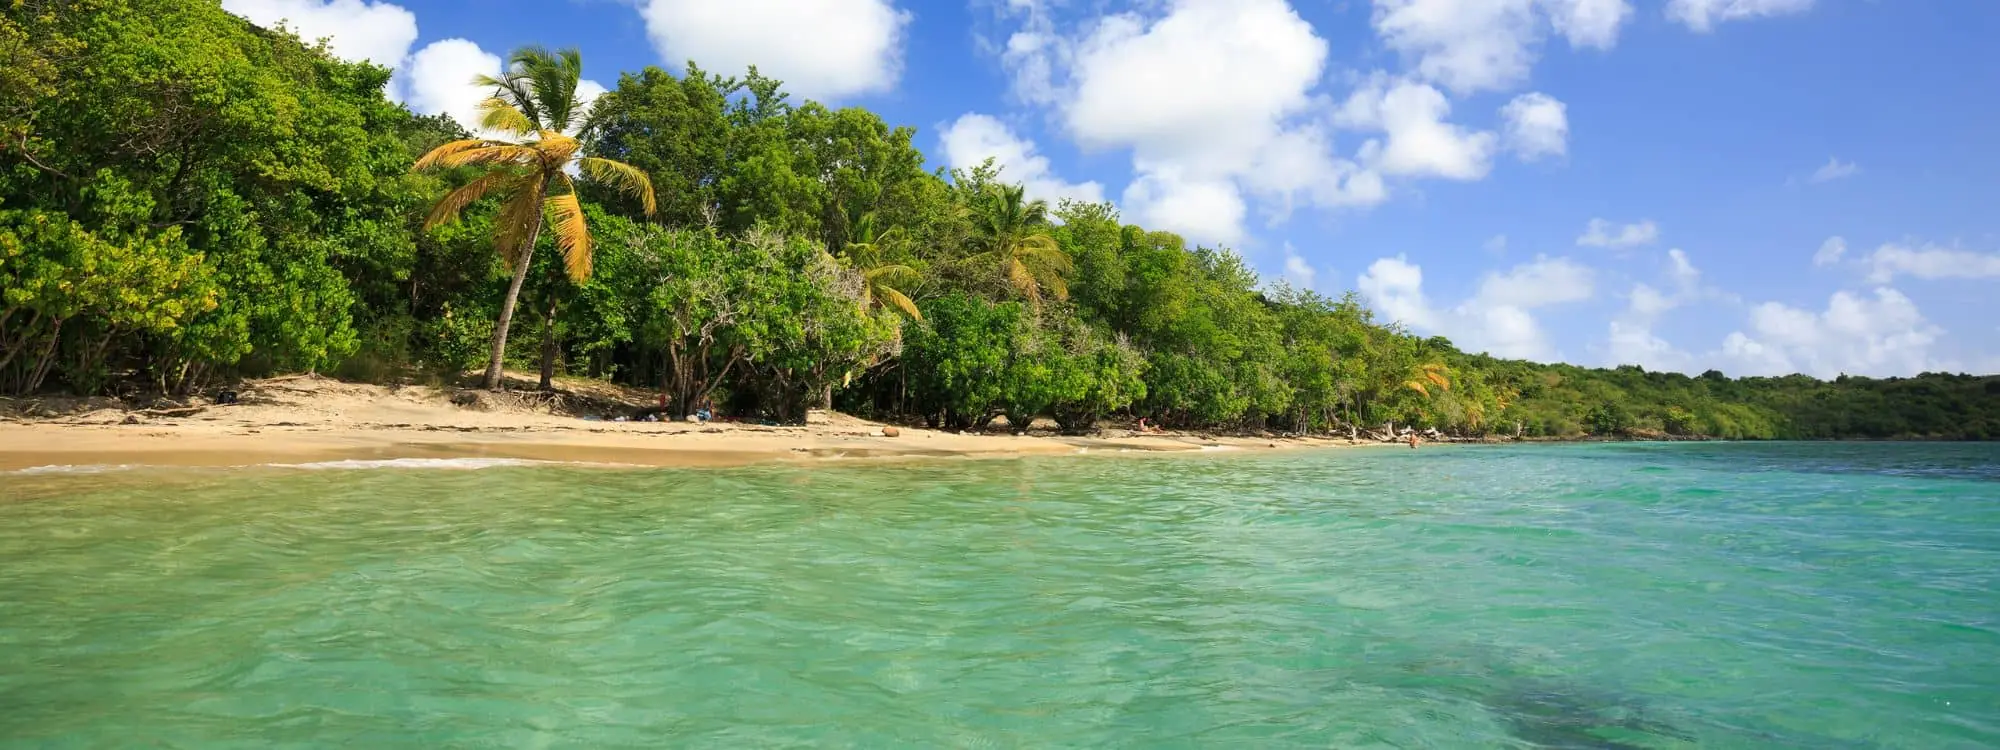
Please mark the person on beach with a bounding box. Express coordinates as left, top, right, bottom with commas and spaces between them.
694, 396, 713, 424
1408, 433, 1420, 449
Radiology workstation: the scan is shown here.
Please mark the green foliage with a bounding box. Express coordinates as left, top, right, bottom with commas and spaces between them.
901, 293, 1025, 430
3, 0, 1992, 442
0, 209, 221, 393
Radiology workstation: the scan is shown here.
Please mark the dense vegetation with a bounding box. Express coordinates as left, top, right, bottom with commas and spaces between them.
4, 0, 1995, 440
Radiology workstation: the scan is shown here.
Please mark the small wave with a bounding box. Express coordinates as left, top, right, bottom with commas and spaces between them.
5, 463, 138, 476
280, 458, 550, 471
6, 457, 602, 476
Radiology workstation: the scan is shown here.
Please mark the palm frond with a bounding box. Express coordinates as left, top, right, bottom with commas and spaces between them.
544, 191, 593, 281
865, 264, 921, 289
876, 286, 922, 320
1403, 380, 1430, 396
476, 98, 536, 136
423, 144, 540, 170
523, 47, 585, 131
1039, 269, 1070, 301
476, 69, 544, 130
532, 131, 581, 166
579, 157, 657, 216
492, 174, 546, 268
424, 171, 519, 230
414, 139, 498, 171
1006, 258, 1039, 302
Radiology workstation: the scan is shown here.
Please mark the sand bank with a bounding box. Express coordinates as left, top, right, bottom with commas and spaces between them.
0, 375, 1370, 473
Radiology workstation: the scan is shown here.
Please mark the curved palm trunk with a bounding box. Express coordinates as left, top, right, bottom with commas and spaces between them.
482, 216, 544, 391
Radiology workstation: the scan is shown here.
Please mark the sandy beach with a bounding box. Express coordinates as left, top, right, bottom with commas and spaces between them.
0, 374, 1370, 472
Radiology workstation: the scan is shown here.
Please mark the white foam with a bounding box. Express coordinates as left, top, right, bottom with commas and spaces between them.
5, 457, 577, 476
1197, 445, 1242, 452
5, 463, 137, 475
280, 457, 547, 471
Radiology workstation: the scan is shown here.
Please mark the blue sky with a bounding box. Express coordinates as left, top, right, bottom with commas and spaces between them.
223, 0, 2000, 377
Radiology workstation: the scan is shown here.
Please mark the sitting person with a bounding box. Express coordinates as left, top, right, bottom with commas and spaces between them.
693, 396, 713, 424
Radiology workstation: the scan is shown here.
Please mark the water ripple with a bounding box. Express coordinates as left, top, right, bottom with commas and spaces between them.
2, 443, 1997, 747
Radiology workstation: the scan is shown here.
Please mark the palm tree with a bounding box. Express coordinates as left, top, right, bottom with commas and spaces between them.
413, 47, 656, 391
840, 210, 922, 320
1403, 361, 1451, 397
970, 184, 1069, 305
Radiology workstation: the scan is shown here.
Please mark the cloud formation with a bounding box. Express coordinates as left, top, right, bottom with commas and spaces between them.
1001, 0, 1388, 244
1358, 253, 1595, 360
938, 114, 1105, 205
1369, 0, 1633, 94
1500, 92, 1569, 160
1721, 287, 1945, 377
1604, 248, 1705, 371
1861, 243, 2000, 284
221, 0, 417, 69
1339, 78, 1498, 181
1576, 218, 1660, 248
638, 0, 910, 100
1667, 0, 1815, 32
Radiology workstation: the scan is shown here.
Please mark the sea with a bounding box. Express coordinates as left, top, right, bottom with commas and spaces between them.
2, 442, 1996, 747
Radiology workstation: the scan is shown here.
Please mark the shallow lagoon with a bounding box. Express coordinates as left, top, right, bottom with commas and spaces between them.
3, 443, 1996, 747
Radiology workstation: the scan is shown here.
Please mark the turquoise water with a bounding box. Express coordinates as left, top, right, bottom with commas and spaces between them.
2, 443, 1997, 747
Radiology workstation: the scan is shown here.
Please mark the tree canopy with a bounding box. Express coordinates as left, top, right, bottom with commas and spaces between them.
4, 0, 1994, 439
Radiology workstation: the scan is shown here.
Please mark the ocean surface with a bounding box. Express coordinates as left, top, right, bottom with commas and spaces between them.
2, 443, 1996, 748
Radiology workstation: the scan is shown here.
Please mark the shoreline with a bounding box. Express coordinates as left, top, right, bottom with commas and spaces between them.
0, 376, 1379, 473
0, 422, 1375, 473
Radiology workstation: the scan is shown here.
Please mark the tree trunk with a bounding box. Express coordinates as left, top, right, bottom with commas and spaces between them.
481, 216, 543, 391
537, 295, 559, 391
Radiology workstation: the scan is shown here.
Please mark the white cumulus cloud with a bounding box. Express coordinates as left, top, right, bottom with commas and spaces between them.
1369, 0, 1633, 94
1122, 169, 1248, 245
1339, 78, 1497, 181
638, 0, 910, 100
1812, 236, 1847, 267
1542, 0, 1634, 48
1282, 243, 1319, 289
1667, 0, 1815, 32
1603, 248, 1705, 371
1357, 253, 1595, 360
1577, 218, 1659, 248
1475, 255, 1597, 309
938, 114, 1105, 205
1862, 243, 2000, 284
1003, 0, 1385, 244
222, 0, 418, 69
1357, 255, 1440, 331
1721, 287, 1945, 377
1501, 92, 1569, 160
403, 39, 504, 134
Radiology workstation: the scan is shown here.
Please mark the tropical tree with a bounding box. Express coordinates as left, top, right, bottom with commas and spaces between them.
413, 47, 656, 390
970, 184, 1070, 305
840, 209, 921, 320
1404, 361, 1451, 397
